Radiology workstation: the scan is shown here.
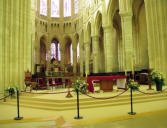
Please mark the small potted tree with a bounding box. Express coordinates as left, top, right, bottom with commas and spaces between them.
151, 71, 165, 91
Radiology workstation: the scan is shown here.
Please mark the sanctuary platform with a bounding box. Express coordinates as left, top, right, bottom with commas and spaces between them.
1, 85, 167, 128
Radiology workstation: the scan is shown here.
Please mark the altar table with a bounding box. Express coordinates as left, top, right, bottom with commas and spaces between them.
87, 75, 126, 92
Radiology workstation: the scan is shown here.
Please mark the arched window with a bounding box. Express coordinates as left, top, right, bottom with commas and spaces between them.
51, 43, 56, 59
58, 43, 61, 61
64, 0, 71, 17
50, 42, 61, 61
70, 44, 73, 64
51, 0, 59, 17
40, 0, 47, 16
74, 0, 78, 14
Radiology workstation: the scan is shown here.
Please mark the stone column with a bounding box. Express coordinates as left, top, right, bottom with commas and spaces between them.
36, 37, 41, 64
31, 2, 36, 74
13, 0, 19, 85
4, 0, 10, 88
103, 25, 113, 72
79, 36, 84, 76
60, 42, 65, 72
26, 0, 33, 71
73, 47, 77, 75
92, 35, 99, 73
18, 0, 24, 88
145, 0, 167, 79
0, 0, 4, 95
84, 42, 90, 74
72, 38, 77, 75
119, 0, 133, 71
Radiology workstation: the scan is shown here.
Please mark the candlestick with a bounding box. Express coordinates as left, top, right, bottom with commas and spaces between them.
125, 69, 127, 76
86, 72, 87, 78
131, 58, 134, 78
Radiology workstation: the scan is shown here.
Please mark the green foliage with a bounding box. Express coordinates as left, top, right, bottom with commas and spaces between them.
127, 79, 140, 91
5, 86, 18, 98
72, 80, 88, 94
151, 70, 165, 86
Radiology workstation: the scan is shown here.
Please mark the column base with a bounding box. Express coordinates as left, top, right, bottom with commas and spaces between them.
128, 112, 136, 115
74, 116, 83, 120
14, 117, 23, 120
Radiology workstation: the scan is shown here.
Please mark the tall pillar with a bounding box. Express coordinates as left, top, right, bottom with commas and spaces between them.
79, 42, 84, 76
0, 0, 4, 95
73, 45, 77, 75
0, 0, 33, 91
119, 0, 133, 71
27, 0, 33, 71
60, 41, 65, 72
103, 25, 113, 72
92, 35, 99, 73
19, 0, 25, 88
31, 2, 36, 74
145, 0, 167, 79
4, 0, 10, 88
36, 37, 41, 64
84, 42, 90, 74
13, 0, 19, 85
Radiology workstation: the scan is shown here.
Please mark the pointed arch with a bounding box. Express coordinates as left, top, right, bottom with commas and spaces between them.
107, 0, 119, 24
94, 11, 102, 35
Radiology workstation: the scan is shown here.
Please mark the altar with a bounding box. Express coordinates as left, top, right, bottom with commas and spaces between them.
87, 75, 126, 92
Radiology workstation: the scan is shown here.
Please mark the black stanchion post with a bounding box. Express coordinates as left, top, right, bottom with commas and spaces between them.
74, 89, 83, 119
128, 87, 136, 115
14, 89, 23, 120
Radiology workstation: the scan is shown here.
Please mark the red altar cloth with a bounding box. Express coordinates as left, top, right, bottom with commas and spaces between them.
87, 75, 126, 92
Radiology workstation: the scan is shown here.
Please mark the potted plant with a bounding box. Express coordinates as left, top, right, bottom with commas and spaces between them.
151, 70, 165, 91
127, 79, 140, 91
72, 80, 88, 94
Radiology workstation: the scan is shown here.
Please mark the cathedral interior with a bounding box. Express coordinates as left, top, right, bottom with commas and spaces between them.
0, 0, 167, 127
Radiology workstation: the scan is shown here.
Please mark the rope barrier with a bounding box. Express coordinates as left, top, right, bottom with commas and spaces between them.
22, 90, 74, 95
81, 89, 129, 100
0, 94, 10, 100
137, 88, 167, 95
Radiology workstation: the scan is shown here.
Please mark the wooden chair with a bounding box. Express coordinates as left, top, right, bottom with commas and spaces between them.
65, 79, 72, 88
48, 78, 56, 90
55, 78, 63, 88
38, 78, 47, 89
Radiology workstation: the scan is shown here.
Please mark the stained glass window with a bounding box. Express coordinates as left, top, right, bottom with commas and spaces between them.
51, 43, 56, 59
70, 44, 73, 64
74, 0, 78, 14
58, 43, 61, 61
64, 0, 71, 17
51, 42, 61, 61
51, 0, 59, 17
40, 0, 47, 16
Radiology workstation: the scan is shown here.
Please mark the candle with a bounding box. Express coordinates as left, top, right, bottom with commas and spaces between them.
86, 72, 88, 78
131, 58, 134, 78
125, 69, 127, 76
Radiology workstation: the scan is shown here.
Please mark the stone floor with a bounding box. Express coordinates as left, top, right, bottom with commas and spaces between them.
0, 85, 167, 128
